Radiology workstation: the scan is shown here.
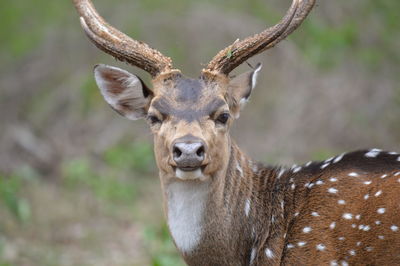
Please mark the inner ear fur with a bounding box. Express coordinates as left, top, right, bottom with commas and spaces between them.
94, 64, 153, 120
228, 63, 262, 118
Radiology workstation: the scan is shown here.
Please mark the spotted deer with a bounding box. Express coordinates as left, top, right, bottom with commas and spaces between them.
73, 0, 400, 265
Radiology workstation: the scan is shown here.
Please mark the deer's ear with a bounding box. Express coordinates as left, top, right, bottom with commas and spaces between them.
228, 63, 262, 118
94, 64, 153, 120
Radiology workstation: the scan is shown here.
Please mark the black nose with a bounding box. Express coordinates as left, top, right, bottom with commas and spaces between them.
173, 138, 206, 170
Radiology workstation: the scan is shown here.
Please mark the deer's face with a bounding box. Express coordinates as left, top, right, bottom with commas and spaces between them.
94, 64, 261, 181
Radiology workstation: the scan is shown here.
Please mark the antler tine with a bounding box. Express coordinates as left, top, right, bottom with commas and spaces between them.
262, 0, 316, 51
204, 0, 316, 76
73, 0, 174, 77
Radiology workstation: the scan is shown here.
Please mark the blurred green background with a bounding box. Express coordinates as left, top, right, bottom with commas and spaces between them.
0, 0, 399, 265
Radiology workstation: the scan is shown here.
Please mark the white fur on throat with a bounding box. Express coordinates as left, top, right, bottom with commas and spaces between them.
167, 181, 209, 254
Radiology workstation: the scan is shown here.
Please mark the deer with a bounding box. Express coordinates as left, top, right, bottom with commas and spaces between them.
72, 0, 400, 265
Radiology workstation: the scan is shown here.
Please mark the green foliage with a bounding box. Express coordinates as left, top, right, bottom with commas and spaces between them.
143, 223, 185, 266
104, 141, 155, 173
296, 21, 358, 69
0, 172, 32, 224
310, 149, 336, 161
79, 76, 102, 115
62, 158, 137, 203
0, 0, 69, 60
137, 0, 190, 15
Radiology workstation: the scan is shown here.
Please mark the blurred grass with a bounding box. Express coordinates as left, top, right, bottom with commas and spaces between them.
0, 0, 69, 61
1, 141, 184, 265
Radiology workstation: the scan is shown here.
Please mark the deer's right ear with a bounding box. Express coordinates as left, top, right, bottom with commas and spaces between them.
94, 64, 153, 120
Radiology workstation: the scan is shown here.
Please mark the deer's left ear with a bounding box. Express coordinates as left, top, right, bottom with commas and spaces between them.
228, 63, 262, 118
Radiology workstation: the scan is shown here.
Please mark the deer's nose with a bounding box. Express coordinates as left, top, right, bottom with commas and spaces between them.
173, 139, 206, 170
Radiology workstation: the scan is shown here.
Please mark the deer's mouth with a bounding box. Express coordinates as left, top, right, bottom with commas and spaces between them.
177, 166, 201, 172
173, 166, 208, 181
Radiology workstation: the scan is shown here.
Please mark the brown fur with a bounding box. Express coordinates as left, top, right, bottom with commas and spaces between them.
93, 64, 400, 265
171, 145, 400, 265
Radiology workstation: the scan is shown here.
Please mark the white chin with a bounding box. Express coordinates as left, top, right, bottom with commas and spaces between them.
175, 168, 206, 181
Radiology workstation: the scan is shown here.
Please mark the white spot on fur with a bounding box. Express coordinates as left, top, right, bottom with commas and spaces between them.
167, 181, 208, 254
338, 237, 345, 241
355, 214, 361, 220
311, 212, 320, 217
349, 250, 356, 256
365, 149, 381, 158
293, 166, 302, 173
343, 213, 353, 220
277, 168, 286, 179
328, 188, 338, 194
333, 153, 345, 163
348, 172, 359, 177
316, 244, 326, 251
395, 172, 400, 176
291, 184, 296, 190
287, 244, 294, 249
364, 194, 370, 200
316, 180, 324, 185
375, 220, 381, 225
338, 200, 346, 205
330, 261, 338, 266
341, 261, 349, 266
378, 235, 385, 240
321, 163, 330, 169
362, 225, 371, 231
305, 161, 312, 167
250, 247, 256, 264
363, 180, 372, 185
303, 226, 312, 233
329, 177, 338, 182
265, 248, 274, 258
365, 247, 374, 252
330, 222, 336, 229
380, 174, 387, 179
298, 241, 307, 247
245, 198, 251, 217
377, 209, 386, 216
391, 225, 399, 232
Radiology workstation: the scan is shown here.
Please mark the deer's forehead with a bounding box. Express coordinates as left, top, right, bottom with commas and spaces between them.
151, 79, 227, 122
151, 95, 226, 122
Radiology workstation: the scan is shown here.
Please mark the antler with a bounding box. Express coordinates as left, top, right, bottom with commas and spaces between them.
204, 0, 316, 76
73, 0, 174, 77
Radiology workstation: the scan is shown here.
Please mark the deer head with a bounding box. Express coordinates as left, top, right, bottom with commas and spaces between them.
73, 0, 315, 183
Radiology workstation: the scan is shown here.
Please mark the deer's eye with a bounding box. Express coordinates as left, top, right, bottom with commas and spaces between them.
216, 113, 230, 125
147, 114, 162, 125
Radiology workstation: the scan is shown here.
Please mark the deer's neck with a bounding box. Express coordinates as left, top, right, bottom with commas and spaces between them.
163, 142, 291, 265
